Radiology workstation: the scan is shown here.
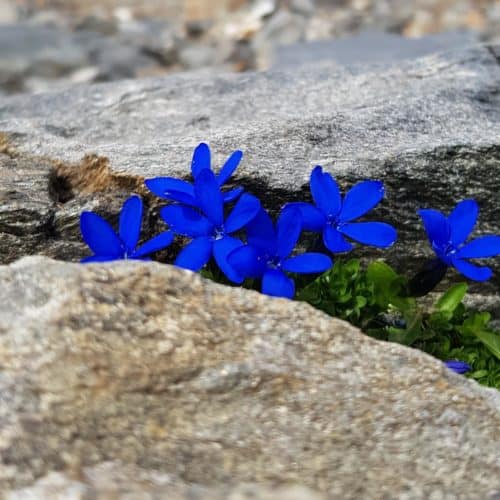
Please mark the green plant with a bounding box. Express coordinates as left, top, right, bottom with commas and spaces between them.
297, 259, 500, 389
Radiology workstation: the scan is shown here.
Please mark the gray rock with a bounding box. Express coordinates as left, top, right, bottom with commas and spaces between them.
273, 31, 479, 69
68, 66, 101, 85
0, 257, 499, 498
75, 15, 118, 36
178, 43, 220, 69
0, 22, 171, 94
0, 152, 59, 262
120, 19, 178, 66
24, 9, 72, 29
92, 42, 157, 81
185, 19, 214, 39
0, 0, 18, 24
0, 24, 89, 92
251, 0, 278, 20
0, 42, 499, 309
289, 0, 316, 16
256, 9, 306, 46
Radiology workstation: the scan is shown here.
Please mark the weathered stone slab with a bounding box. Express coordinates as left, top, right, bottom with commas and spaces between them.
1, 43, 497, 183
1, 257, 499, 498
0, 43, 499, 305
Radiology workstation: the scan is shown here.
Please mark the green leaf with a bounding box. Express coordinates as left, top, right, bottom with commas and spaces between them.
387, 313, 422, 346
435, 283, 468, 314
473, 329, 500, 361
355, 296, 367, 309
366, 261, 400, 308
428, 311, 454, 330
459, 311, 491, 336
366, 260, 398, 286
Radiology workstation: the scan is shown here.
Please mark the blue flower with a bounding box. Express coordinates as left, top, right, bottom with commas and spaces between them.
444, 360, 471, 374
160, 169, 261, 282
286, 166, 397, 253
418, 200, 500, 281
228, 207, 333, 299
80, 195, 174, 262
145, 142, 243, 206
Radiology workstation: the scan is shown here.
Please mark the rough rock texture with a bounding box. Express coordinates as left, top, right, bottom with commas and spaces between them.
1, 42, 499, 307
0, 151, 162, 263
1, 257, 500, 498
5, 463, 326, 500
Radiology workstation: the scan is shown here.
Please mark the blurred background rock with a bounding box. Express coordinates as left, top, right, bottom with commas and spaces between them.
0, 0, 499, 95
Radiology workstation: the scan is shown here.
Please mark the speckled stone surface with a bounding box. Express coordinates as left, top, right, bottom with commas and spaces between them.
5, 462, 327, 500
1, 257, 499, 498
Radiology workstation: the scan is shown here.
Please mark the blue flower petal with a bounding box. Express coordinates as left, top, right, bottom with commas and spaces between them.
247, 209, 277, 254
339, 180, 384, 222
310, 166, 341, 217
451, 257, 492, 281
225, 193, 261, 233
81, 255, 122, 263
217, 150, 243, 186
145, 177, 196, 205
80, 212, 123, 257
160, 205, 212, 237
191, 142, 211, 178
284, 202, 326, 232
119, 195, 143, 252
457, 235, 500, 259
175, 236, 213, 271
223, 187, 244, 203
161, 190, 199, 206
418, 209, 450, 247
323, 225, 354, 253
228, 245, 266, 278
194, 169, 224, 226
282, 253, 333, 273
444, 360, 471, 374
276, 208, 302, 258
262, 269, 295, 299
448, 199, 478, 247
133, 231, 174, 258
340, 222, 397, 248
213, 236, 245, 283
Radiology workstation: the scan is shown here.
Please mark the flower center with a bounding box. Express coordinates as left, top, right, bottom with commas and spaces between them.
213, 225, 226, 240
444, 243, 457, 255
432, 241, 456, 265
120, 242, 129, 259
327, 214, 343, 228
266, 255, 282, 269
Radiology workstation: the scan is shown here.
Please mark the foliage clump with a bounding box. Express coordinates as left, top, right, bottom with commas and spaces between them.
298, 259, 500, 388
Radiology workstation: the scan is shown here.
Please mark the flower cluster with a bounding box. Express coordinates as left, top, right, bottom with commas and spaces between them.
81, 143, 405, 299
80, 143, 500, 295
